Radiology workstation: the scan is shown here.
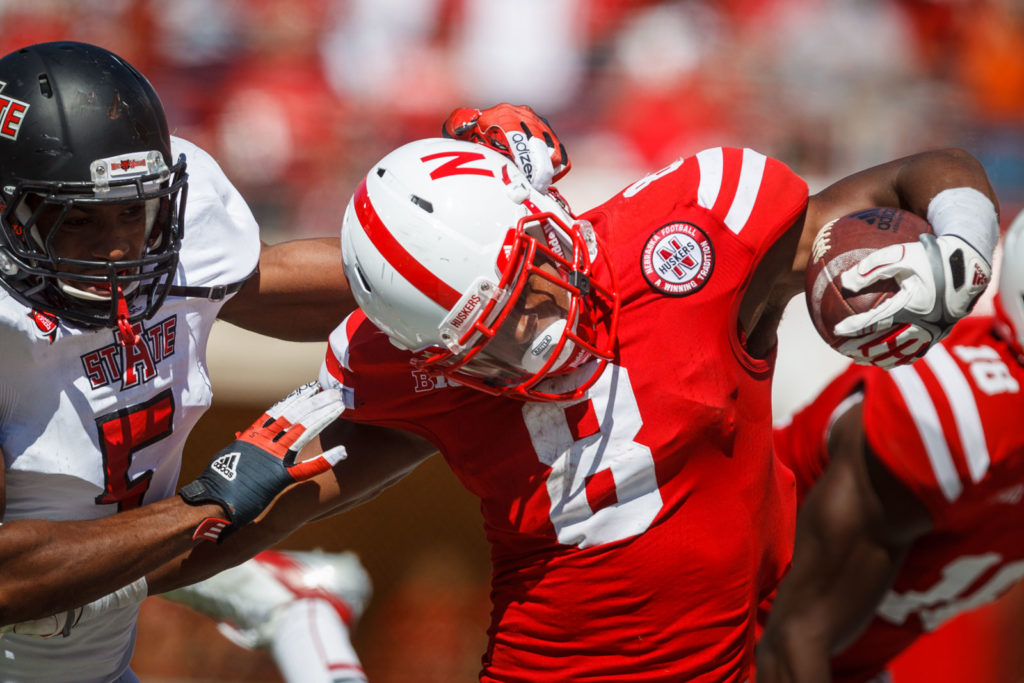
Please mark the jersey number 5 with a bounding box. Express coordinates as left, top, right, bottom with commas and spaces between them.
94, 389, 174, 511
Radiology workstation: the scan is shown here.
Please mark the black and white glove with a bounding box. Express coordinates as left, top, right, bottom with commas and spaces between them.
442, 103, 569, 192
179, 382, 346, 542
833, 233, 992, 367
833, 186, 998, 368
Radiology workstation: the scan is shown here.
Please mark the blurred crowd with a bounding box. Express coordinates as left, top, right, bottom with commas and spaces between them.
1, 0, 1021, 241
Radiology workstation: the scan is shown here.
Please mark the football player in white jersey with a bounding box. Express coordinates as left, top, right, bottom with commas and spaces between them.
0, 41, 358, 683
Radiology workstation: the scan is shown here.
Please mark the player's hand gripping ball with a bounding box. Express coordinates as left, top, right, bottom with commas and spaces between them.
805, 207, 935, 368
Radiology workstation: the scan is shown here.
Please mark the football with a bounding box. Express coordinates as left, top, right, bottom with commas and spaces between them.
805, 207, 933, 351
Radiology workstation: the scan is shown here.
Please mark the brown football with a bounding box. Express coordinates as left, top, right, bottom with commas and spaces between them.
805, 207, 933, 351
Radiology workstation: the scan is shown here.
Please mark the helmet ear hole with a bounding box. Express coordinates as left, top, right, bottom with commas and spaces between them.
354, 265, 373, 295
410, 195, 433, 213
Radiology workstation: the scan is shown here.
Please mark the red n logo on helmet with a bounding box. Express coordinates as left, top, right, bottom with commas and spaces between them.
421, 151, 494, 180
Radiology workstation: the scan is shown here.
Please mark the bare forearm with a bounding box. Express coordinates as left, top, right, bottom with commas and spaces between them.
146, 477, 330, 594
148, 425, 433, 594
759, 406, 919, 682
217, 237, 353, 341
757, 525, 843, 683
890, 148, 998, 215
0, 498, 221, 625
759, 538, 901, 682
757, 621, 833, 683
810, 149, 997, 226
146, 470, 402, 594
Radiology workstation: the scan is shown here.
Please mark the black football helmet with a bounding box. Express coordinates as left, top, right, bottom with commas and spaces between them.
0, 41, 187, 330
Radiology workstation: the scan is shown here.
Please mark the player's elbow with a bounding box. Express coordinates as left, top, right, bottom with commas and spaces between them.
920, 148, 997, 199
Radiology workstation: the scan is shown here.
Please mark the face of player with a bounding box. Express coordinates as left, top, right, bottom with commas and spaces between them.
30, 199, 154, 297
471, 257, 576, 381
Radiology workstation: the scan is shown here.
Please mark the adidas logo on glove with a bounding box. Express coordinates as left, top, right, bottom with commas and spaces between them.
211, 452, 240, 481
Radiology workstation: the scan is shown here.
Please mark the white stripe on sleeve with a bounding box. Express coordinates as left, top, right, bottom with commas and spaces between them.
924, 345, 990, 483
722, 149, 767, 234
696, 148, 724, 213
695, 148, 768, 235
890, 365, 963, 502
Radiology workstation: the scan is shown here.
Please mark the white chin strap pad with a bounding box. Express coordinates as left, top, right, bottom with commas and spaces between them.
520, 319, 574, 374
58, 278, 139, 302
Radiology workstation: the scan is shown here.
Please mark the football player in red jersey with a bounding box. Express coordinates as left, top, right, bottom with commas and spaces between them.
757, 208, 1024, 683
128, 130, 1000, 682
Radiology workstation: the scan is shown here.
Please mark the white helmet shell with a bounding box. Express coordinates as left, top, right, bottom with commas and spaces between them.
344, 139, 526, 350
341, 137, 619, 401
997, 208, 1024, 354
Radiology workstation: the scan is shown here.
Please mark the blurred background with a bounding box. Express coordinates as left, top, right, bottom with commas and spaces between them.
1, 0, 1022, 680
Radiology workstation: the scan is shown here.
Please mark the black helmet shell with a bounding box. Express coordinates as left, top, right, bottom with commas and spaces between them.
0, 41, 173, 191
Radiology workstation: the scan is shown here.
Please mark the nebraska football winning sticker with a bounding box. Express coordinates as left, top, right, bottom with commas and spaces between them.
641, 222, 714, 296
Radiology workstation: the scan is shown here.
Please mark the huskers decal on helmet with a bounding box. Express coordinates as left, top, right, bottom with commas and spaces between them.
0, 81, 30, 141
641, 222, 714, 296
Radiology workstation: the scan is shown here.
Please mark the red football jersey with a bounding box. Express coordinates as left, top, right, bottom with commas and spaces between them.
323, 148, 805, 681
773, 316, 1024, 682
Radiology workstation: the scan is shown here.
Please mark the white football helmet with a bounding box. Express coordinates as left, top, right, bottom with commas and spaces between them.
341, 138, 620, 401
995, 208, 1024, 358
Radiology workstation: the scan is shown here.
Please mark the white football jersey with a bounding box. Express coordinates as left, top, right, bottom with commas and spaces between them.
0, 137, 260, 683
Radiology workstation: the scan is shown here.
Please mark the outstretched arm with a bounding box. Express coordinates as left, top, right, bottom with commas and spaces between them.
0, 478, 222, 627
217, 237, 354, 341
146, 420, 436, 595
0, 385, 343, 628
756, 401, 932, 683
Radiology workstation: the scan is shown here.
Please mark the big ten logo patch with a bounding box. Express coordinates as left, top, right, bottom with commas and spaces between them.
81, 315, 178, 390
